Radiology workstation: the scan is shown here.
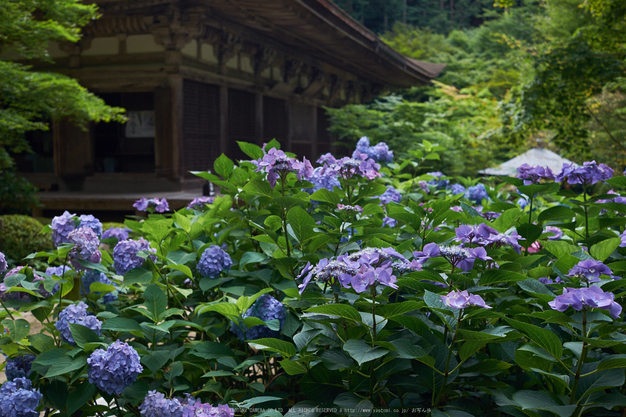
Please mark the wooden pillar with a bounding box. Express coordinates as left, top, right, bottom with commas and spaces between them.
255, 93, 263, 145
53, 119, 92, 190
154, 86, 173, 177
219, 85, 228, 156
311, 105, 318, 158
170, 76, 184, 179
286, 100, 292, 153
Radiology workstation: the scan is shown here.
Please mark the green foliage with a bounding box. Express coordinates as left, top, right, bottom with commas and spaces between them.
0, 0, 125, 170
0, 214, 53, 264
0, 169, 40, 215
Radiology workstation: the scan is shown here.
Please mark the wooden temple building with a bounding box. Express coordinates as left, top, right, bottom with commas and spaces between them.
18, 0, 444, 217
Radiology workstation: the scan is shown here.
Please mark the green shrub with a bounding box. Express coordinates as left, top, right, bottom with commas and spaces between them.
0, 170, 40, 215
0, 214, 53, 264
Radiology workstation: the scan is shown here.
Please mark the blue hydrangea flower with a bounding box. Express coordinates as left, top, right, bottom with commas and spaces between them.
187, 196, 215, 210
441, 290, 491, 309
113, 238, 156, 275
0, 252, 6, 273
230, 294, 286, 340
379, 186, 402, 205
556, 161, 613, 185
517, 164, 555, 185
465, 184, 488, 205
353, 137, 393, 162
0, 377, 42, 417
303, 167, 341, 194
139, 390, 185, 417
133, 198, 170, 213
51, 211, 77, 247
55, 302, 102, 345
449, 183, 466, 195
198, 246, 232, 278
183, 403, 234, 417
82, 271, 118, 304
4, 355, 35, 381
253, 147, 314, 188
78, 214, 103, 237
549, 286, 621, 319
68, 227, 101, 268
426, 172, 449, 189
87, 340, 143, 395
102, 227, 131, 241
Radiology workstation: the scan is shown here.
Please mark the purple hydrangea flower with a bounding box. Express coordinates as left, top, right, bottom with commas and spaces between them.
303, 166, 341, 194
187, 196, 215, 210
382, 217, 397, 228
67, 227, 101, 268
567, 259, 615, 283
102, 227, 131, 241
485, 230, 524, 254
0, 252, 7, 274
539, 276, 564, 285
449, 184, 466, 195
418, 180, 430, 194
441, 290, 491, 309
556, 161, 614, 185
482, 211, 502, 221
230, 294, 286, 340
183, 403, 234, 417
113, 238, 156, 275
378, 186, 402, 205
354, 137, 393, 162
412, 243, 492, 271
426, 172, 449, 189
337, 204, 363, 213
87, 340, 143, 395
253, 147, 314, 188
549, 286, 622, 319
0, 377, 42, 417
347, 265, 396, 293
620, 230, 626, 248
55, 301, 102, 345
4, 355, 35, 381
545, 226, 563, 240
455, 224, 498, 246
51, 211, 77, 246
517, 164, 555, 185
197, 245, 232, 279
78, 214, 103, 237
139, 390, 185, 417
133, 198, 170, 213
82, 270, 118, 304
465, 184, 488, 205
319, 151, 381, 181
517, 197, 529, 209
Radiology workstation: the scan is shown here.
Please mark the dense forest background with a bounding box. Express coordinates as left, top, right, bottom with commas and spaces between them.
327, 0, 626, 176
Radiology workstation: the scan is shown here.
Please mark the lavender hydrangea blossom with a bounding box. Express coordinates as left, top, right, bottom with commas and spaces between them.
517, 164, 555, 185
113, 238, 156, 275
87, 340, 143, 395
441, 290, 491, 309
4, 355, 35, 381
55, 301, 102, 345
68, 227, 102, 268
378, 186, 402, 205
102, 227, 131, 241
548, 286, 622, 319
230, 294, 286, 340
382, 217, 397, 228
77, 214, 103, 236
133, 198, 170, 213
139, 390, 185, 417
318, 152, 381, 181
303, 166, 341, 194
51, 211, 77, 246
465, 184, 488, 205
337, 204, 363, 213
0, 377, 43, 417
556, 161, 614, 185
253, 147, 314, 188
413, 243, 492, 272
82, 270, 118, 304
183, 403, 234, 417
197, 245, 232, 278
426, 172, 449, 189
567, 259, 615, 283
354, 137, 394, 162
187, 196, 215, 210
0, 252, 6, 274
449, 183, 466, 195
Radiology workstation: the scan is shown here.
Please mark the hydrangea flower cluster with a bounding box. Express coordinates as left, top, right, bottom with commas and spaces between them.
549, 286, 622, 319
544, 226, 563, 240
441, 290, 491, 309
198, 245, 232, 278
68, 227, 102, 267
77, 214, 103, 237
516, 164, 555, 185
378, 186, 402, 205
133, 198, 170, 213
0, 377, 42, 417
298, 247, 420, 294
539, 276, 564, 285
449, 183, 466, 195
87, 340, 143, 395
183, 402, 235, 417
113, 238, 156, 275
465, 184, 489, 205
303, 166, 341, 194
337, 204, 363, 213
82, 270, 118, 304
139, 390, 186, 417
353, 137, 394, 162
426, 171, 449, 189
317, 152, 381, 181
455, 224, 524, 254
102, 227, 131, 241
253, 147, 313, 188
567, 259, 614, 283
231, 294, 286, 340
55, 301, 102, 345
556, 161, 613, 185
413, 242, 492, 272
4, 355, 35, 381
51, 211, 77, 246
187, 196, 215, 210
382, 217, 397, 228
0, 252, 7, 273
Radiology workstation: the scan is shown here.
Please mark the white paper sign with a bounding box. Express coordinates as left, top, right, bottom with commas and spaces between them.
125, 111, 155, 138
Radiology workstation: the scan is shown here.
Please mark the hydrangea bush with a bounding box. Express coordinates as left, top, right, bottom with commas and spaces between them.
1, 138, 626, 416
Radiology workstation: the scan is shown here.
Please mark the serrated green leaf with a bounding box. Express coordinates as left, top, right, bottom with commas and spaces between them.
343, 339, 389, 366
214, 154, 234, 178
306, 304, 362, 322
249, 338, 296, 357
590, 237, 621, 262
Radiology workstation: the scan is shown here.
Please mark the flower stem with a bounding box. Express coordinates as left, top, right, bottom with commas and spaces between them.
434, 310, 462, 407
570, 310, 588, 405
583, 188, 589, 239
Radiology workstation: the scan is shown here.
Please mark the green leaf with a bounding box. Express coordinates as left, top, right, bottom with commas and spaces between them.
518, 183, 561, 197
479, 269, 529, 285
376, 301, 421, 319
606, 176, 626, 188
214, 154, 234, 178
33, 348, 69, 366
279, 359, 308, 375
580, 369, 625, 400
505, 318, 563, 360
264, 215, 283, 232
517, 223, 543, 248
190, 341, 235, 360
240, 251, 268, 267
45, 356, 87, 378
309, 189, 340, 205
238, 141, 264, 159
590, 237, 621, 262
249, 338, 296, 358
163, 264, 193, 278
511, 390, 575, 415
243, 180, 274, 198
287, 206, 316, 244
305, 304, 362, 322
517, 279, 555, 296
2, 318, 30, 342
333, 393, 374, 417
343, 339, 389, 366
537, 206, 576, 223
69, 323, 101, 348
123, 267, 153, 286
198, 302, 240, 318
66, 380, 97, 416
144, 284, 167, 323
102, 317, 143, 332
597, 355, 626, 371
542, 240, 580, 258
141, 350, 170, 374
